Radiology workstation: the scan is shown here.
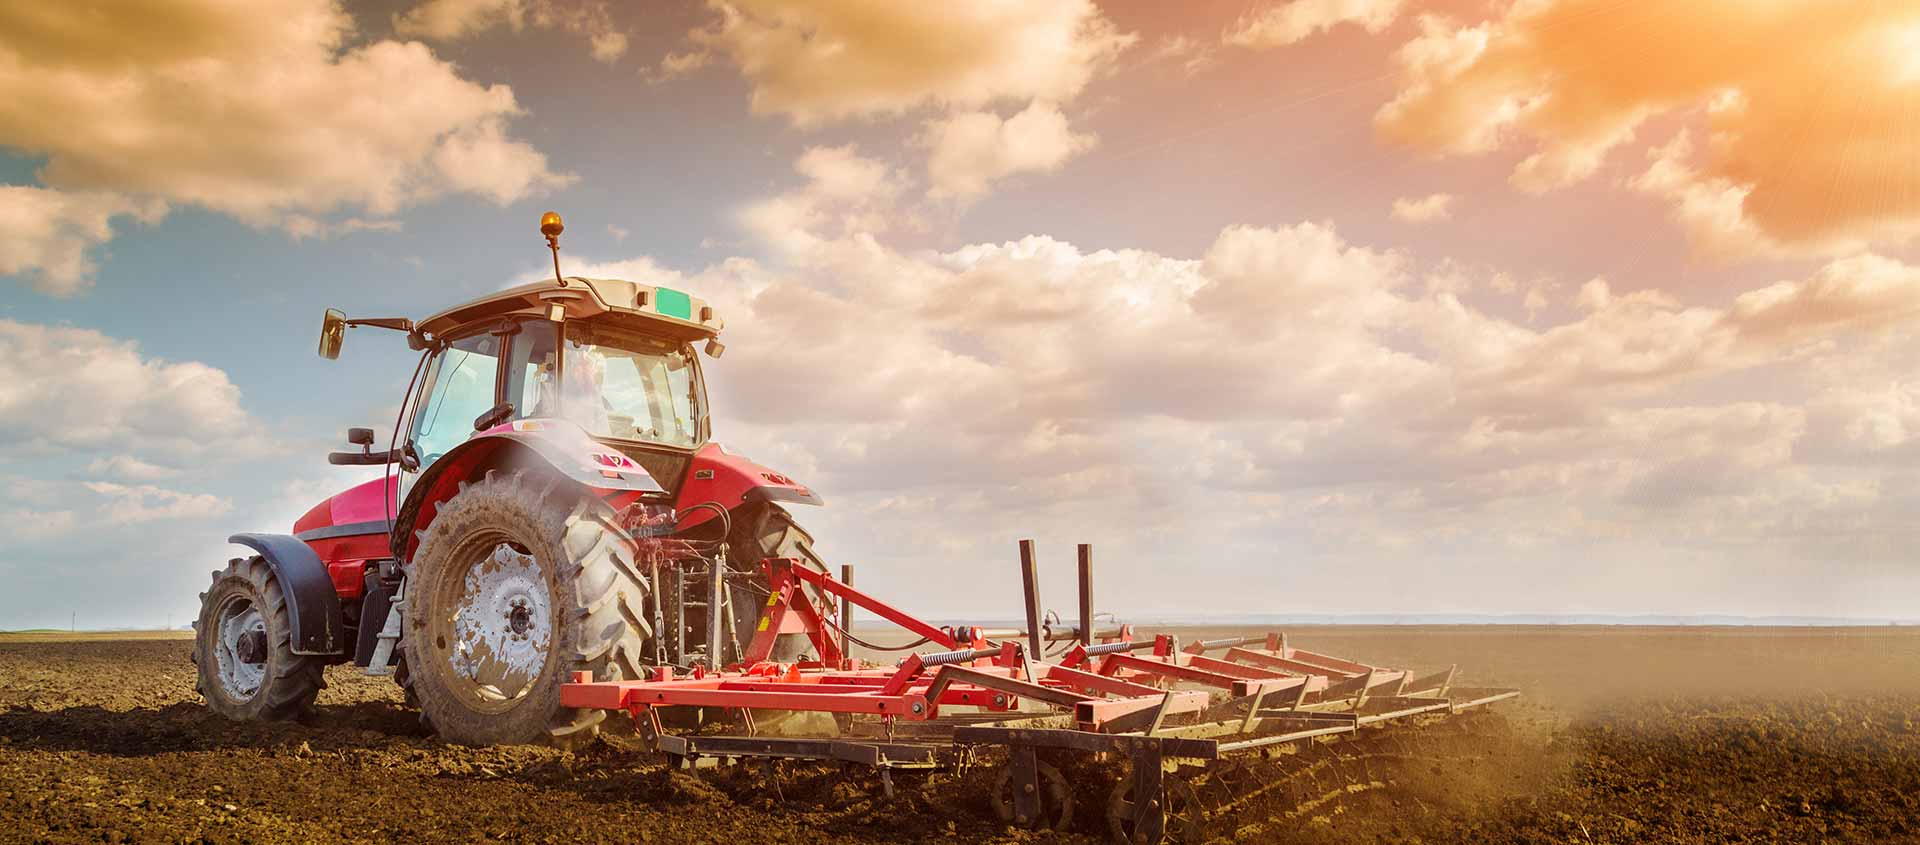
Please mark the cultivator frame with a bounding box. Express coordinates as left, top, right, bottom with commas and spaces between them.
561, 541, 1517, 842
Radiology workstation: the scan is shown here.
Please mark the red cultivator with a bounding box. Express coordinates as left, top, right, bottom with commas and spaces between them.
561, 541, 1518, 843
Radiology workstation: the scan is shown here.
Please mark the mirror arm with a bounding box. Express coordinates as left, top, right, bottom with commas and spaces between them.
345, 317, 415, 333
328, 447, 407, 466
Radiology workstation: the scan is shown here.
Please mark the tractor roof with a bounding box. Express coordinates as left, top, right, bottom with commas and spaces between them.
418, 277, 722, 342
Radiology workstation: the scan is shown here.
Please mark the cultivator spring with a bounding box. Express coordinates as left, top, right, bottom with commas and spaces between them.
561, 541, 1517, 843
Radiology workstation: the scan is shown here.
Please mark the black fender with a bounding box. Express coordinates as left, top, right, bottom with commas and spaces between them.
228, 533, 347, 656
391, 425, 667, 560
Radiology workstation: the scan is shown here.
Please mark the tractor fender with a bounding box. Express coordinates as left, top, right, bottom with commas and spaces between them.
227, 533, 347, 656
675, 442, 823, 530
391, 422, 666, 561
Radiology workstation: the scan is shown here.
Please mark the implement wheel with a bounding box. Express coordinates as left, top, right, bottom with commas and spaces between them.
192, 556, 324, 721
990, 759, 1073, 830
1108, 774, 1203, 844
403, 470, 650, 746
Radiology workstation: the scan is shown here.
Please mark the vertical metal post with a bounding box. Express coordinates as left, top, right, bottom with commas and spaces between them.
839, 564, 855, 665
1018, 539, 1043, 661
672, 567, 686, 665
707, 553, 726, 670
1076, 543, 1093, 647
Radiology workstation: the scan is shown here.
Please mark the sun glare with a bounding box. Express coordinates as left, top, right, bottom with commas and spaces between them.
1888, 22, 1920, 83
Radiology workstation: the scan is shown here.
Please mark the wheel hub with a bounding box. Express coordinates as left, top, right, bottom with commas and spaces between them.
213, 597, 268, 700
446, 542, 552, 702
235, 629, 268, 664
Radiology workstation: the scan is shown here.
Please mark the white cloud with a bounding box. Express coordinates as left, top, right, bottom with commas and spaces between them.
0, 188, 168, 296
923, 102, 1097, 201
86, 455, 182, 481
736, 145, 913, 255
1374, 1, 1920, 257
1226, 0, 1405, 48
0, 320, 271, 459
0, 0, 570, 283
83, 482, 233, 525
563, 149, 1920, 616
1148, 35, 1218, 76
680, 0, 1134, 126
1390, 192, 1454, 223
394, 0, 628, 62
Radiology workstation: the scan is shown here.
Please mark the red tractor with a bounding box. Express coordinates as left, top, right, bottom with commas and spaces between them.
193, 212, 826, 745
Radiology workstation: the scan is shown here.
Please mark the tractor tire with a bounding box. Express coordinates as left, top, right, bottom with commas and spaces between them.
192, 556, 325, 721
726, 503, 825, 663
402, 469, 650, 746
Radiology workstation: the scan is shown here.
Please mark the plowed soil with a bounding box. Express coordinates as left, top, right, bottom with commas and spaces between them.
3, 626, 1918, 844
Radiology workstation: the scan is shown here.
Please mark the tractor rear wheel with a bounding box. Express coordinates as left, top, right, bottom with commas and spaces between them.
192, 556, 325, 721
727, 503, 825, 662
402, 470, 650, 746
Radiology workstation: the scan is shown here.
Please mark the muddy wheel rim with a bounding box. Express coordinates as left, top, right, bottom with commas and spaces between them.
213, 595, 267, 700
430, 538, 553, 711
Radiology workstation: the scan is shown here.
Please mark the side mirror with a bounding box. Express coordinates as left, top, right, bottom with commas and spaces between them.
319, 309, 347, 360
704, 338, 725, 359
347, 427, 375, 446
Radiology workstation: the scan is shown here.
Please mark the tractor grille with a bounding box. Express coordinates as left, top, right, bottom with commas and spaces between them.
611, 444, 690, 496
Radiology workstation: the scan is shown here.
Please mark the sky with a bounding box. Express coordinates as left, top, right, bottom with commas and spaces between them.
4, 0, 1920, 629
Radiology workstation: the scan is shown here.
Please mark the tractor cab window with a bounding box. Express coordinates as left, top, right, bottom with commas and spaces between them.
412, 332, 501, 465
517, 321, 703, 448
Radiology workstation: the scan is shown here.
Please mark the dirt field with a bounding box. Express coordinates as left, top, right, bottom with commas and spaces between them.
3, 626, 1918, 843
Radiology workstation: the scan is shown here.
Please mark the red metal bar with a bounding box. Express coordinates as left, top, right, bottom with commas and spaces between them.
563, 676, 932, 717
1182, 653, 1292, 680
1286, 649, 1374, 675
786, 578, 844, 667
925, 666, 1090, 711
1223, 647, 1354, 678
788, 562, 962, 650
740, 567, 801, 664
1100, 653, 1245, 690
1076, 690, 1209, 729
1042, 663, 1169, 699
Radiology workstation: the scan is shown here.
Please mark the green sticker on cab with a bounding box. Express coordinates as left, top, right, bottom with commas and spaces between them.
654, 286, 692, 319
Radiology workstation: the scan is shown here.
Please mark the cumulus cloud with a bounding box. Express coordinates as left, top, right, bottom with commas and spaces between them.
678, 0, 1134, 126
737, 145, 913, 254
83, 482, 233, 525
0, 188, 168, 296
568, 147, 1920, 615
1390, 192, 1453, 223
87, 455, 183, 481
1374, 1, 1920, 257
394, 0, 629, 63
1226, 0, 1405, 48
923, 102, 1098, 201
0, 0, 570, 267
1148, 35, 1218, 76
0, 320, 271, 459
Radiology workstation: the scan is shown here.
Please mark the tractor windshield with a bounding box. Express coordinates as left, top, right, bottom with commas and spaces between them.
518, 321, 703, 448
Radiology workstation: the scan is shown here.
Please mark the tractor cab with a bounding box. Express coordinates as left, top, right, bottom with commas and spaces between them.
399, 276, 725, 494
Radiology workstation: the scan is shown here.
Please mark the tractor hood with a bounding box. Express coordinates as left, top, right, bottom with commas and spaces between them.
419, 277, 723, 343
292, 475, 399, 539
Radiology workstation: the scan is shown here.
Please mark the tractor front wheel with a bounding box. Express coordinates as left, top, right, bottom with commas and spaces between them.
192, 556, 324, 721
402, 470, 650, 746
